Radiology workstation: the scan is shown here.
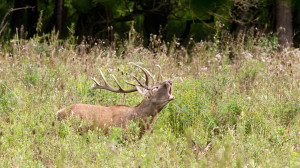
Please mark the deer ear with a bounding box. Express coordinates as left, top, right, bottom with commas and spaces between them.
136, 86, 149, 95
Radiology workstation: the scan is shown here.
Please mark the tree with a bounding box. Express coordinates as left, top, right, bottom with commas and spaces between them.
54, 0, 68, 36
276, 0, 293, 49
230, 0, 259, 37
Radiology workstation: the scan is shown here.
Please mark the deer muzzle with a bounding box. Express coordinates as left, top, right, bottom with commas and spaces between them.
168, 81, 175, 100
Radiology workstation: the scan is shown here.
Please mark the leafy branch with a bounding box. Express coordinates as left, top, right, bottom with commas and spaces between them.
0, 6, 35, 37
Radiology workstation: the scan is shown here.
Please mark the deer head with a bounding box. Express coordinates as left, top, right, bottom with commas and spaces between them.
91, 62, 174, 108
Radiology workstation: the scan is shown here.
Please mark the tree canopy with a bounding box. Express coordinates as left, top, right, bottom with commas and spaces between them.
0, 0, 299, 48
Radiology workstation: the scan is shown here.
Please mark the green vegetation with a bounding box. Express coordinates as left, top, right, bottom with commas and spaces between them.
0, 32, 299, 167
2, 0, 300, 47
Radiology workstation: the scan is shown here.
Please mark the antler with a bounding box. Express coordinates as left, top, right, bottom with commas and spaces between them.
91, 63, 158, 94
155, 65, 163, 82
91, 69, 137, 93
128, 62, 155, 87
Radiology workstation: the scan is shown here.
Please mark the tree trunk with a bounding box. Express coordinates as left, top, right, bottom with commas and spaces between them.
26, 0, 38, 37
230, 1, 259, 38
54, 0, 63, 33
276, 0, 293, 49
54, 0, 68, 36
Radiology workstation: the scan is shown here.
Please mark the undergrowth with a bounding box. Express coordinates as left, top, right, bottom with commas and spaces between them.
0, 31, 299, 167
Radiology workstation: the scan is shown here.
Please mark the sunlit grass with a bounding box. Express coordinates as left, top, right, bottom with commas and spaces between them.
0, 32, 299, 167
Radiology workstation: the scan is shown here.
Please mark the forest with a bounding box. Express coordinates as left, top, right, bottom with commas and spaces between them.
0, 0, 300, 47
0, 0, 299, 167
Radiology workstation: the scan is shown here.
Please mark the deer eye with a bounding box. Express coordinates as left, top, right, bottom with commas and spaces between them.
149, 87, 159, 96
152, 87, 159, 92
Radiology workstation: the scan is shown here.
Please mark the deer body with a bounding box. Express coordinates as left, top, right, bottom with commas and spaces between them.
57, 104, 136, 128
56, 63, 174, 137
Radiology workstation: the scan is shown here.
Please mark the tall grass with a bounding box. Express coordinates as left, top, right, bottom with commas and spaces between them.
0, 30, 299, 167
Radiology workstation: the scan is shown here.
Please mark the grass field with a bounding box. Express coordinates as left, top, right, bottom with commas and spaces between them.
0, 33, 299, 167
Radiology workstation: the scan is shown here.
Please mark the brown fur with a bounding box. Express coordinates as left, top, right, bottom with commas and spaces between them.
56, 81, 174, 138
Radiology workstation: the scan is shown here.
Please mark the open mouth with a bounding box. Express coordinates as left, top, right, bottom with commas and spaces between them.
168, 87, 175, 100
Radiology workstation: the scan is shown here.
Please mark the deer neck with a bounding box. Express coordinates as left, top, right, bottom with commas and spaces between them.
134, 99, 159, 120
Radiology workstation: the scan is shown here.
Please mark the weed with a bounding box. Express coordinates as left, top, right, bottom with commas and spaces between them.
0, 31, 299, 167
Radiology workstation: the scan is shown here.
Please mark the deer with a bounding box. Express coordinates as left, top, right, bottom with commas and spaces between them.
56, 63, 174, 138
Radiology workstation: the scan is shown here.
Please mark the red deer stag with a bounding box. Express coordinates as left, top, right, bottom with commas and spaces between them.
56, 63, 174, 138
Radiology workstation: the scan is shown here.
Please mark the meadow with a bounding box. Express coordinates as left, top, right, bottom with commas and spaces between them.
0, 31, 299, 167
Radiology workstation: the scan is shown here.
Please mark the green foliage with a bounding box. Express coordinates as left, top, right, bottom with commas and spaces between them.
0, 31, 299, 167
0, 81, 18, 117
0, 0, 300, 46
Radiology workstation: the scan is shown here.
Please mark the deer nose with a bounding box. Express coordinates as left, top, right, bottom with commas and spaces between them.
168, 80, 172, 85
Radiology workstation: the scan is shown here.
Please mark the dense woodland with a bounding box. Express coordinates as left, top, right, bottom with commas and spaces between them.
0, 0, 300, 48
